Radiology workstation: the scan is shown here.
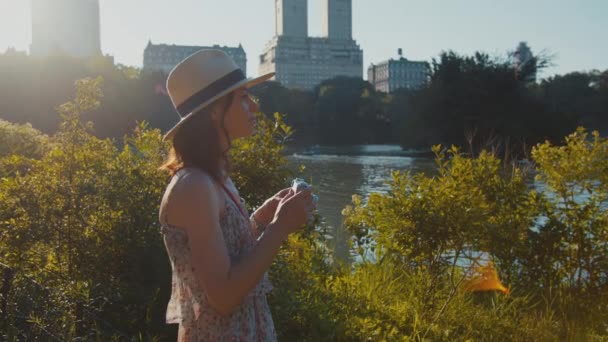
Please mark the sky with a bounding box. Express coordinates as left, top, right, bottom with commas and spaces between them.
1, 0, 607, 80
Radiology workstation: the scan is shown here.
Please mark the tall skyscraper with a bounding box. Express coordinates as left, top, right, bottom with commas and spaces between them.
30, 0, 102, 57
260, 0, 363, 90
275, 0, 308, 37
322, 0, 352, 40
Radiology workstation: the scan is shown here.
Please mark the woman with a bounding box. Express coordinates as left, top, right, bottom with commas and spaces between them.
158, 50, 314, 341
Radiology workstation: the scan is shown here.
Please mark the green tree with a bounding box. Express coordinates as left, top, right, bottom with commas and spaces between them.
250, 81, 316, 144
399, 51, 577, 155
540, 71, 608, 132
0, 120, 48, 159
0, 55, 176, 139
314, 76, 388, 145
0, 120, 49, 178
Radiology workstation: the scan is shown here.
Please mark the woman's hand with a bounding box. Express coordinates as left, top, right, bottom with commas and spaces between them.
251, 188, 292, 226
271, 188, 315, 235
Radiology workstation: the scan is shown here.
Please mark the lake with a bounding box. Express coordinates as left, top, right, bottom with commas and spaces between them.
286, 145, 437, 259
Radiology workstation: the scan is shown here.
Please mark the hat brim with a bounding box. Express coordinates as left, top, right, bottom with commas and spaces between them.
163, 71, 275, 141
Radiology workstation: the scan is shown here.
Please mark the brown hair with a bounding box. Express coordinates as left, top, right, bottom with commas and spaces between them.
160, 93, 234, 183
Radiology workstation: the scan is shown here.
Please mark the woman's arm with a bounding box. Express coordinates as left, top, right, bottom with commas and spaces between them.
249, 188, 292, 238
249, 215, 266, 239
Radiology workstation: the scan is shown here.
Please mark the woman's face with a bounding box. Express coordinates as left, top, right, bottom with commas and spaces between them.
217, 87, 260, 141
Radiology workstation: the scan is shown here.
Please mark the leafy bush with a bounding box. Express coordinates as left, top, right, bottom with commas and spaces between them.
1, 76, 607, 341
0, 120, 49, 178
342, 130, 608, 340
529, 128, 608, 336
0, 77, 317, 340
0, 77, 171, 340
0, 120, 48, 159
230, 112, 295, 209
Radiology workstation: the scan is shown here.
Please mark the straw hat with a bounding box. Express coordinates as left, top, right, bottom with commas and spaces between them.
163, 49, 275, 141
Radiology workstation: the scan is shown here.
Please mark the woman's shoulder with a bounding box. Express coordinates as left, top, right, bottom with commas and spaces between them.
172, 167, 220, 197
176, 166, 211, 181
161, 167, 225, 226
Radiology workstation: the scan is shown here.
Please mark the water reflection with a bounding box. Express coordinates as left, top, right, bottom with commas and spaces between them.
287, 146, 607, 266
287, 145, 436, 260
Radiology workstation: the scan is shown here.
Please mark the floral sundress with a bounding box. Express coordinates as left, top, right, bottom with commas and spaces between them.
159, 168, 276, 341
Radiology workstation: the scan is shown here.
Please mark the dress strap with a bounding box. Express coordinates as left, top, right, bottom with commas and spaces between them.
219, 182, 249, 221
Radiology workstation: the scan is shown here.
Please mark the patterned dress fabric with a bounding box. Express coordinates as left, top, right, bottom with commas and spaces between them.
160, 168, 276, 341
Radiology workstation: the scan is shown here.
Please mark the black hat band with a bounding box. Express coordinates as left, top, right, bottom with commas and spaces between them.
176, 69, 246, 117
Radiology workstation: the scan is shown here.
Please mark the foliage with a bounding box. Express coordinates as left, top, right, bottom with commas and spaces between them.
230, 111, 295, 209
0, 77, 172, 340
0, 120, 48, 160
2, 53, 607, 150
344, 145, 536, 283
399, 51, 577, 154
0, 54, 175, 139
250, 81, 315, 136
313, 76, 388, 145
342, 129, 608, 340
1, 72, 608, 340
0, 77, 317, 340
0, 120, 49, 178
529, 128, 608, 335
267, 232, 337, 341
311, 262, 556, 341
540, 71, 608, 130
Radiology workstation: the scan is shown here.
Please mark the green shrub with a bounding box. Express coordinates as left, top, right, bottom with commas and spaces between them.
342, 131, 608, 340
529, 128, 608, 337
0, 77, 313, 340
2, 76, 607, 341
0, 119, 48, 160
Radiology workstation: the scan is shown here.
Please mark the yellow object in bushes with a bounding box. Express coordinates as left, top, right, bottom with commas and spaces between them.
463, 261, 510, 295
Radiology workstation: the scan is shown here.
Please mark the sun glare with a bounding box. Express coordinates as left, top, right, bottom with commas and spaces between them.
0, 2, 31, 52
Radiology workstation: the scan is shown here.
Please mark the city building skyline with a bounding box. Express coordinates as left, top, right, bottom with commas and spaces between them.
322, 0, 352, 40
1, 1, 607, 79
275, 0, 308, 38
259, 0, 363, 90
368, 49, 429, 93
143, 41, 247, 75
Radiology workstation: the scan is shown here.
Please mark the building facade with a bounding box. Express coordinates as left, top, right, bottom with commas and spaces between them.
30, 0, 101, 57
259, 0, 363, 90
143, 41, 247, 75
368, 53, 429, 93
322, 0, 352, 40
276, 0, 308, 37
